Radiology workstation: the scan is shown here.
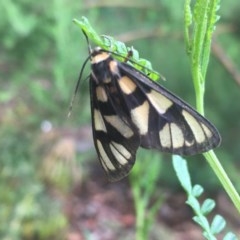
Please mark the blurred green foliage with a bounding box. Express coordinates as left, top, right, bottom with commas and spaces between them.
1, 0, 240, 239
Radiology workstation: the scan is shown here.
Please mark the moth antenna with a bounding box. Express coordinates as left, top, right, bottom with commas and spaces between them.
68, 30, 94, 118
82, 30, 92, 54
67, 54, 92, 117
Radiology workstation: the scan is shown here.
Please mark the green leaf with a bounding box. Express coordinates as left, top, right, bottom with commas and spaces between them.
172, 155, 192, 194
210, 215, 226, 235
192, 184, 204, 197
193, 215, 210, 230
201, 199, 215, 215
223, 232, 238, 240
73, 16, 160, 81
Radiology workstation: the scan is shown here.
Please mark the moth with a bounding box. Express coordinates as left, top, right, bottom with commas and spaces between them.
74, 46, 221, 182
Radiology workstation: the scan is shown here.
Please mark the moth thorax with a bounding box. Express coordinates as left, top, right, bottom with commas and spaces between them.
91, 50, 110, 64
91, 56, 121, 85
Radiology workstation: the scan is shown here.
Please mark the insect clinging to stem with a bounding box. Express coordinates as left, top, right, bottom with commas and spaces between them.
70, 31, 221, 182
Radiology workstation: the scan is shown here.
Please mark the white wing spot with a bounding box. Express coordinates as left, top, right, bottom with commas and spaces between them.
94, 109, 107, 132
170, 123, 184, 148
96, 86, 108, 102
147, 90, 173, 114
201, 123, 213, 138
159, 123, 171, 148
111, 141, 131, 159
97, 140, 115, 170
131, 100, 150, 135
104, 115, 134, 138
110, 141, 131, 165
185, 140, 194, 147
118, 76, 137, 94
182, 110, 205, 143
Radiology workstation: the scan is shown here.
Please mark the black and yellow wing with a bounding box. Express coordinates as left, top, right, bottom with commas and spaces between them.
118, 62, 220, 155
90, 79, 140, 181
88, 48, 221, 181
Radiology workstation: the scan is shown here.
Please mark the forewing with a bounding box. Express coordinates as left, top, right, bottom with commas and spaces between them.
90, 78, 140, 181
117, 62, 221, 155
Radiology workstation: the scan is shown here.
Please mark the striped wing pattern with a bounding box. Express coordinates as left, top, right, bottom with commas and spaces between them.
88, 49, 221, 181
90, 79, 140, 181
118, 62, 220, 155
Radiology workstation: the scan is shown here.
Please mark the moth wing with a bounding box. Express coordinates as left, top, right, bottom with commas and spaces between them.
90, 79, 140, 181
117, 62, 221, 155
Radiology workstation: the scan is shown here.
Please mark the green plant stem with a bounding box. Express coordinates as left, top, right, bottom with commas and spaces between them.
130, 154, 163, 240
194, 73, 205, 115
187, 0, 240, 214
204, 151, 240, 213
132, 185, 146, 240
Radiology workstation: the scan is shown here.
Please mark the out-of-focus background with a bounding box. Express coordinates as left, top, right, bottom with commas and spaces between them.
1, 0, 240, 239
